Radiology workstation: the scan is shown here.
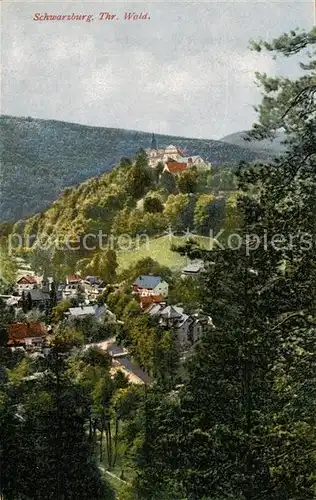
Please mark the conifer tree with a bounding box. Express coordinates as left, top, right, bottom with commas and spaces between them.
134, 27, 316, 500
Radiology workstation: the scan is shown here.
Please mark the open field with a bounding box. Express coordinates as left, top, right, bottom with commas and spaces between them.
117, 234, 211, 271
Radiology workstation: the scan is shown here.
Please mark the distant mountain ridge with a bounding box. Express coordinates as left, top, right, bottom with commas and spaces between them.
220, 130, 287, 153
1, 115, 272, 222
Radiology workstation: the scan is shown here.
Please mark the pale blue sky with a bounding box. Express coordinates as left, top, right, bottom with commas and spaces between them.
1, 1, 313, 138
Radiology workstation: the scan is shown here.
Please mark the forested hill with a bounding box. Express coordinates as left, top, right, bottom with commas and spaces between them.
1, 115, 271, 222
12, 151, 240, 268
220, 130, 287, 153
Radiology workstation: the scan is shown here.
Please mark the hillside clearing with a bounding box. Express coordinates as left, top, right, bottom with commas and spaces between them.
117, 234, 211, 271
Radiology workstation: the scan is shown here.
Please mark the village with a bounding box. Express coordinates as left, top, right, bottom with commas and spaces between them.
1, 247, 211, 385
0, 138, 215, 387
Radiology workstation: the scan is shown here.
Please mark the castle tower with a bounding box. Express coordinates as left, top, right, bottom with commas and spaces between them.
151, 133, 158, 150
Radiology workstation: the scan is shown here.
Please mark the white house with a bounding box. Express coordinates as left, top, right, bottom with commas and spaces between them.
181, 260, 205, 279
162, 144, 184, 162
67, 304, 106, 320
15, 275, 41, 296
145, 147, 166, 167
81, 280, 104, 302
133, 275, 169, 298
145, 140, 210, 171
181, 155, 210, 170
58, 283, 83, 301
144, 303, 204, 348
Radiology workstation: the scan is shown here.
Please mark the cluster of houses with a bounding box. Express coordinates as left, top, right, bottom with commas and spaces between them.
2, 272, 108, 351
132, 260, 205, 304
131, 265, 211, 351
58, 274, 105, 302
13, 273, 104, 302
2, 257, 210, 382
145, 135, 210, 174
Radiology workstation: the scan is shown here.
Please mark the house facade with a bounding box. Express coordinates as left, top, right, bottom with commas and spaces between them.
67, 304, 106, 320
26, 289, 51, 309
145, 147, 166, 168
182, 155, 209, 170
15, 275, 41, 295
7, 322, 47, 348
66, 274, 83, 285
164, 160, 188, 175
58, 283, 84, 301
181, 260, 205, 279
139, 294, 164, 310
81, 280, 104, 302
133, 275, 169, 298
144, 303, 203, 348
145, 137, 210, 172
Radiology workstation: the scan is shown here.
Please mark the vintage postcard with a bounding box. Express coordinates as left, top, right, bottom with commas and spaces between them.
1, 1, 315, 499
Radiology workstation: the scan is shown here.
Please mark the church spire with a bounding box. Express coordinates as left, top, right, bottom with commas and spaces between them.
151, 133, 158, 150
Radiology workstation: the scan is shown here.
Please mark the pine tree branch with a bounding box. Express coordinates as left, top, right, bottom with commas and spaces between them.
280, 85, 316, 121
270, 310, 315, 332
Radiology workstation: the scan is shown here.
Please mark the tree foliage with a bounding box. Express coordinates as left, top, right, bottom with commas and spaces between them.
0, 339, 115, 499
177, 167, 198, 194
132, 27, 316, 499
143, 196, 164, 213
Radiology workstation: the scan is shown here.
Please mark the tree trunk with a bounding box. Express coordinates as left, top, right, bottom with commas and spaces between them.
55, 352, 64, 500
112, 417, 119, 468
99, 429, 103, 462
105, 426, 111, 467
108, 421, 113, 468
93, 420, 97, 438
89, 417, 92, 441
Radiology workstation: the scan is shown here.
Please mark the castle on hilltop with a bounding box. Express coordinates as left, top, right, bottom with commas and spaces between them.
145, 134, 210, 174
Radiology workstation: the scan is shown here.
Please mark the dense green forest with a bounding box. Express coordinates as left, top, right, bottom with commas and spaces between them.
0, 325, 118, 499
127, 27, 316, 499
0, 116, 272, 222
11, 155, 241, 279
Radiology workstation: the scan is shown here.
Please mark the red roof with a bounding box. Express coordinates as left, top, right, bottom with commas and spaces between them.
8, 323, 47, 344
166, 161, 187, 174
17, 275, 38, 285
140, 295, 164, 309
67, 274, 82, 283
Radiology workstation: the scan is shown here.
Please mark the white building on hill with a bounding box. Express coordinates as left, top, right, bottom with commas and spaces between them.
145, 134, 210, 172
